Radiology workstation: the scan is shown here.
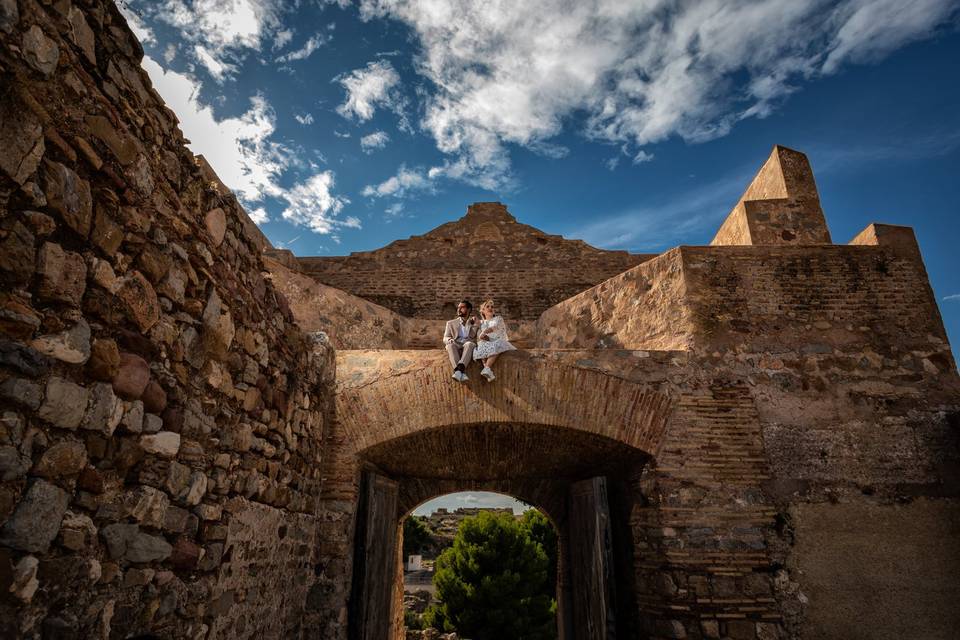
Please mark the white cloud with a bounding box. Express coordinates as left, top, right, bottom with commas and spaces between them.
194, 44, 235, 81
163, 43, 177, 63
362, 165, 432, 198
248, 207, 269, 224
156, 0, 281, 51
333, 130, 351, 138
384, 202, 404, 219
141, 56, 287, 203
294, 112, 315, 125
141, 56, 354, 236
272, 28, 293, 50
275, 33, 330, 63
280, 172, 356, 234
358, 0, 958, 188
360, 130, 390, 153
943, 294, 960, 302
118, 3, 156, 44
132, 0, 287, 80
336, 60, 404, 122
633, 150, 654, 164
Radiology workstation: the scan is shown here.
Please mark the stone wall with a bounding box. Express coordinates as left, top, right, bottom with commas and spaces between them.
298, 202, 652, 321
0, 2, 333, 638
711, 146, 831, 246
536, 247, 693, 350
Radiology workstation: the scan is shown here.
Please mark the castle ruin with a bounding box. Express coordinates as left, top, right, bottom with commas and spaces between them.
1, 2, 959, 640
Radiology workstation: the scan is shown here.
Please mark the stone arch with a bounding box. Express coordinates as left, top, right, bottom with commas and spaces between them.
337, 351, 677, 640
335, 350, 675, 457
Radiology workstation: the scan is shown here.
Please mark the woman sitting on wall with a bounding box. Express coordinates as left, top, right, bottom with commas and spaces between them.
473, 299, 516, 381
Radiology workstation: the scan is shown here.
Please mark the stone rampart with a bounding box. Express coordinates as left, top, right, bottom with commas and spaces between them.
0, 2, 333, 637
298, 202, 653, 320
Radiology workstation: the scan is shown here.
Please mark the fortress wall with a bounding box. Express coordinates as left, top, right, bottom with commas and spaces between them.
297, 265, 613, 322
0, 2, 335, 638
681, 242, 953, 362
298, 202, 652, 320
535, 247, 695, 350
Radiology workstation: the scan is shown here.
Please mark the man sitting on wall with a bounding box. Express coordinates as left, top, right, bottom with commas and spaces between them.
444, 300, 478, 382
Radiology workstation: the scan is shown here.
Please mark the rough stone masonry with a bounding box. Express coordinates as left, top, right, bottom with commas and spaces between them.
0, 2, 959, 640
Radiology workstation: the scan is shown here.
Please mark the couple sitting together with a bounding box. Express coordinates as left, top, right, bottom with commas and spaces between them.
443, 299, 516, 382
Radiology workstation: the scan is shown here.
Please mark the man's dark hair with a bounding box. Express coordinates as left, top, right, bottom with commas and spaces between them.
458, 300, 473, 310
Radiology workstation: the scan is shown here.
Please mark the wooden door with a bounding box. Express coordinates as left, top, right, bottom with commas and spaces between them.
568, 476, 617, 640
349, 472, 400, 640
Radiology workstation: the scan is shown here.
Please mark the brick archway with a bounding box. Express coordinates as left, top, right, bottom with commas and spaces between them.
334, 350, 677, 640
335, 349, 675, 456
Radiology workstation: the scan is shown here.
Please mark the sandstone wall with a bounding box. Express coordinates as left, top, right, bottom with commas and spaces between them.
711, 146, 831, 246
536, 247, 694, 350
299, 202, 653, 320
0, 2, 333, 638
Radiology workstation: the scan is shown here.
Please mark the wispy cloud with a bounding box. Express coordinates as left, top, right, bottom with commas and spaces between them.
569, 165, 753, 252
362, 164, 433, 198
336, 60, 409, 129
141, 56, 353, 236
275, 32, 330, 63
132, 0, 289, 81
360, 130, 390, 153
944, 294, 960, 302
294, 112, 314, 125
358, 0, 958, 189
280, 172, 356, 234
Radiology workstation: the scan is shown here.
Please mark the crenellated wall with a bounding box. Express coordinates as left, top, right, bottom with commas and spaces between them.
0, 2, 334, 638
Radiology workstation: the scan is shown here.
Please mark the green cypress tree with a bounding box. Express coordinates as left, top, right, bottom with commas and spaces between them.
429, 510, 557, 640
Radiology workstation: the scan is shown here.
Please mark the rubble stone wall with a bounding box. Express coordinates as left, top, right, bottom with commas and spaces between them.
0, 1, 334, 638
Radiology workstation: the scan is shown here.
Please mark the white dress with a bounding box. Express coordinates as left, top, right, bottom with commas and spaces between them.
473, 315, 517, 360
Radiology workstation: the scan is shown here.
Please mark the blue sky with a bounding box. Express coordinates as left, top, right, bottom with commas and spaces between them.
122, 1, 959, 511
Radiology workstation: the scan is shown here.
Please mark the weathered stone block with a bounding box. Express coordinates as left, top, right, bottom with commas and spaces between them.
140, 431, 181, 458
0, 222, 36, 282
31, 318, 91, 364
0, 91, 43, 185
89, 338, 121, 380
33, 441, 88, 479
112, 352, 150, 399
0, 479, 69, 553
100, 523, 172, 563
81, 383, 123, 436
36, 242, 87, 306
22, 25, 59, 76
0, 0, 18, 34
0, 377, 42, 410
43, 162, 92, 237
116, 271, 160, 332
205, 208, 226, 247
38, 377, 89, 429
67, 7, 97, 65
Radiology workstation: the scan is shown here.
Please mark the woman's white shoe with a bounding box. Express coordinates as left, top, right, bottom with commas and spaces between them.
481, 367, 495, 381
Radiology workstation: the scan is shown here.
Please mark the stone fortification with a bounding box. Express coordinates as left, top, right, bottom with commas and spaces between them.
0, 2, 333, 638
0, 3, 958, 640
295, 201, 652, 320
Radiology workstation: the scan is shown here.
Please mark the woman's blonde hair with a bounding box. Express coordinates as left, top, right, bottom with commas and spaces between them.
480, 299, 495, 312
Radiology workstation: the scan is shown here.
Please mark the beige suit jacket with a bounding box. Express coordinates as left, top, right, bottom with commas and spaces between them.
443, 318, 478, 345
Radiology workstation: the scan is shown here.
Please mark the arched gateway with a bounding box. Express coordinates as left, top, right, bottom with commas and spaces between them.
334, 350, 675, 640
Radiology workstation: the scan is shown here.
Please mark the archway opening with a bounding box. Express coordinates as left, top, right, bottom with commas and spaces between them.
401, 492, 557, 638
349, 422, 653, 640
